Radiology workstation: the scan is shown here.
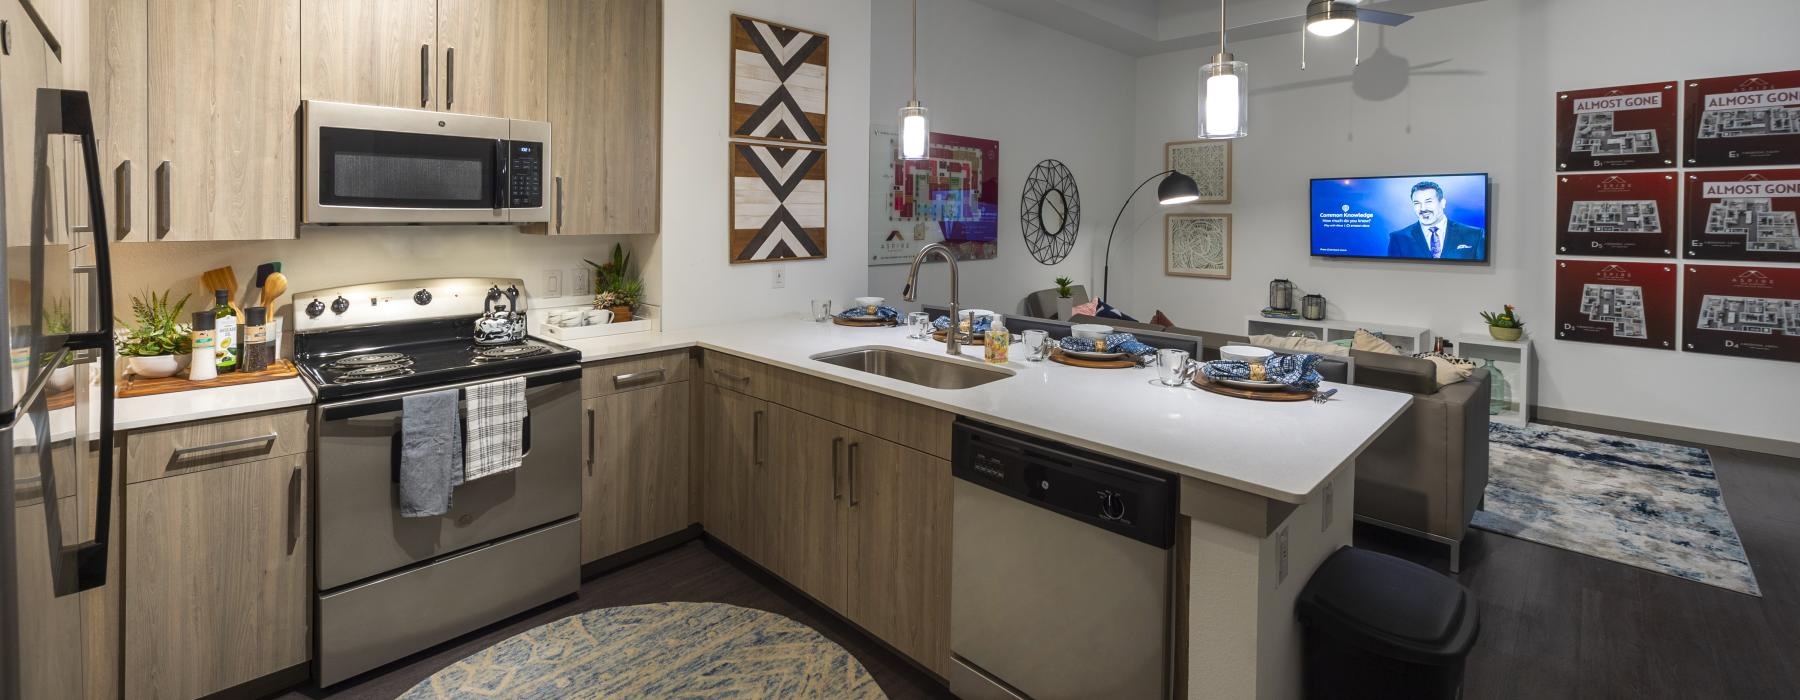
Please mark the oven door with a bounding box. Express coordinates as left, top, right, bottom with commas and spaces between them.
314, 366, 581, 591
302, 100, 512, 225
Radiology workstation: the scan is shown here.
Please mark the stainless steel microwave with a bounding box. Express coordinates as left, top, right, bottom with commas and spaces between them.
302, 100, 551, 225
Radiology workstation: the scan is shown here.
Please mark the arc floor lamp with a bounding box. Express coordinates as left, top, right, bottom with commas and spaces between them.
1100, 170, 1201, 302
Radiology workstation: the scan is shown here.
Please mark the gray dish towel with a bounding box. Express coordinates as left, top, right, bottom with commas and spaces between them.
400, 388, 463, 518
463, 376, 526, 481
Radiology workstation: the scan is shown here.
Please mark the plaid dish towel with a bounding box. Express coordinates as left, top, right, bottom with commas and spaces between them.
463, 376, 526, 481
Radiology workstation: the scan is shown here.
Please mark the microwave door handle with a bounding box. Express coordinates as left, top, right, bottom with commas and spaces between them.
493, 139, 508, 213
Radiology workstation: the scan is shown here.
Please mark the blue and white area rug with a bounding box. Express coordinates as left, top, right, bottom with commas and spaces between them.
401, 603, 887, 699
1472, 423, 1761, 596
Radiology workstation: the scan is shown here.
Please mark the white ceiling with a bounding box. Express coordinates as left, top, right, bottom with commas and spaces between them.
963, 0, 1485, 56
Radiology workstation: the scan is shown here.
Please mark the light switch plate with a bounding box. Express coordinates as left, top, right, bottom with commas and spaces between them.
544, 269, 563, 298
571, 266, 590, 296
771, 265, 786, 289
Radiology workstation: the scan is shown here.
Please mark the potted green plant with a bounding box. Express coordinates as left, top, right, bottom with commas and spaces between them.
586, 243, 643, 322
116, 290, 193, 378
44, 297, 76, 392
1480, 304, 1525, 341
1053, 276, 1076, 320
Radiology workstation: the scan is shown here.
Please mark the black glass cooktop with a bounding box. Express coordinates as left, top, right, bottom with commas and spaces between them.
295, 317, 581, 402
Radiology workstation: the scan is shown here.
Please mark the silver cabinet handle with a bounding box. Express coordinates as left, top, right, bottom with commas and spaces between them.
155, 160, 170, 237
287, 467, 302, 554
115, 160, 131, 236
169, 432, 277, 461
752, 409, 765, 467
831, 437, 844, 500
585, 407, 596, 475
848, 442, 861, 507
554, 175, 563, 231
613, 368, 664, 389
420, 44, 431, 107
444, 47, 455, 109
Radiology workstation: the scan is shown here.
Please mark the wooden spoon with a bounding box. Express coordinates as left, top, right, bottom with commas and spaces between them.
260, 272, 288, 309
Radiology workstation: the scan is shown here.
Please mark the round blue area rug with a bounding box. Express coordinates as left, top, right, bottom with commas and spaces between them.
400, 602, 888, 699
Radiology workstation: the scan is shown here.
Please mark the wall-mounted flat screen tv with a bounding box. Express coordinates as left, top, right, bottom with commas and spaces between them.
1310, 173, 1490, 262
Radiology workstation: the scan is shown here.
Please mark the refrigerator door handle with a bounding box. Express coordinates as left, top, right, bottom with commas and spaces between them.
0, 347, 67, 430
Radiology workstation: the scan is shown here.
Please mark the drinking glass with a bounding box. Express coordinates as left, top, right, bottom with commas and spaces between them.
811, 299, 834, 322
1156, 348, 1194, 387
906, 312, 931, 339
1021, 329, 1049, 361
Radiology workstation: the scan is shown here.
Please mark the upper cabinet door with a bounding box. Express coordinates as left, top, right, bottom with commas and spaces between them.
148, 0, 299, 241
300, 0, 437, 110
436, 0, 545, 120
547, 0, 660, 236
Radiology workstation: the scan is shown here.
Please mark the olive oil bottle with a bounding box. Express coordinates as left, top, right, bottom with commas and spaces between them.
212, 289, 238, 372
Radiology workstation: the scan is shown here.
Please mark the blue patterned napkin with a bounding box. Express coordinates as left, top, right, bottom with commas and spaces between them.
931, 314, 993, 334
1202, 354, 1324, 391
839, 304, 900, 321
1058, 333, 1155, 357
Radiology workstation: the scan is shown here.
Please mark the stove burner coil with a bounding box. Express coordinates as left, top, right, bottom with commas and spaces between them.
329, 352, 412, 368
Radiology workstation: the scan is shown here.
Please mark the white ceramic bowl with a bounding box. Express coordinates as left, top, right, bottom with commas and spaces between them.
1071, 323, 1113, 339
1220, 345, 1275, 364
854, 296, 884, 308
128, 353, 191, 378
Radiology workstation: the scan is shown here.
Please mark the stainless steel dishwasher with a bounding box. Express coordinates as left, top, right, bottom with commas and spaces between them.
950, 419, 1180, 700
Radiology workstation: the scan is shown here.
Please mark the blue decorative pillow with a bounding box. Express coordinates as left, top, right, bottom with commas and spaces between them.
1092, 298, 1138, 322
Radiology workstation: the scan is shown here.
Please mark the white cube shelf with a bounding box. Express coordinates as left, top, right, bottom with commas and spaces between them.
1453, 333, 1534, 427
1244, 315, 1433, 354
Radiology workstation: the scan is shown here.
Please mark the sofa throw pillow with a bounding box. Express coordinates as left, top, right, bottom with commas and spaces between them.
1352, 329, 1401, 354
1092, 298, 1138, 322
1071, 299, 1100, 317
1247, 333, 1351, 357
1150, 310, 1176, 328
1413, 352, 1475, 388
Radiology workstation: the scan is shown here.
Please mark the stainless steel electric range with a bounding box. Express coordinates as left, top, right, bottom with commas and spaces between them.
292, 277, 583, 686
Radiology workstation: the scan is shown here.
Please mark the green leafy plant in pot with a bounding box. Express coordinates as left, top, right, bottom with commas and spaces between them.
115, 290, 193, 378
1480, 304, 1525, 341
1052, 276, 1077, 319
586, 243, 643, 322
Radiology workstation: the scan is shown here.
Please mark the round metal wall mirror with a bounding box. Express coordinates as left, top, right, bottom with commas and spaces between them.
1021, 159, 1081, 265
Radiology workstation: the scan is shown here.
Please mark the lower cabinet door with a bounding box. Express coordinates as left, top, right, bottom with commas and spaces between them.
583, 381, 692, 562
764, 405, 848, 615
845, 435, 952, 676
702, 384, 764, 562
125, 453, 310, 699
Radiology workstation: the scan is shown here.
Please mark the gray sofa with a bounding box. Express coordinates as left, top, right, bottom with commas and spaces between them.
1071, 314, 1490, 571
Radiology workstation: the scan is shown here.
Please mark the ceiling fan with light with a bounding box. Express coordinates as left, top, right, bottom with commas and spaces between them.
1295, 0, 1413, 68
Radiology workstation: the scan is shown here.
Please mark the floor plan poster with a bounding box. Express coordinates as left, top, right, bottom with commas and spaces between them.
1555, 172, 1678, 257
1682, 169, 1800, 262
868, 128, 1000, 265
1556, 81, 1677, 171
1684, 265, 1800, 363
1555, 260, 1676, 350
1684, 70, 1800, 168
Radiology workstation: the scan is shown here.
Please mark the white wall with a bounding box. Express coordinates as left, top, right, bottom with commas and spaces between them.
655, 0, 873, 329
1121, 0, 1800, 444
867, 0, 1136, 316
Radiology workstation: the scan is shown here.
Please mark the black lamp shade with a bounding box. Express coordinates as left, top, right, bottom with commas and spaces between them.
1157, 171, 1202, 204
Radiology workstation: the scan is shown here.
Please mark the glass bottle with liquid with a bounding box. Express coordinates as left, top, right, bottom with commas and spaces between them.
984, 314, 1011, 364
212, 289, 238, 372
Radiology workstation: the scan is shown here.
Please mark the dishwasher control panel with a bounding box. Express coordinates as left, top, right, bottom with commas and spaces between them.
953, 419, 1177, 549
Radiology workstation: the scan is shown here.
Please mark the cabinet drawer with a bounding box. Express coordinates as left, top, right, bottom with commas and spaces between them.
582, 350, 691, 398
702, 350, 953, 461
125, 407, 311, 484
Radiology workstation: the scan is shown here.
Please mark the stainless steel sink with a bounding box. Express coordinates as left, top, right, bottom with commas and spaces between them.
810, 346, 1012, 390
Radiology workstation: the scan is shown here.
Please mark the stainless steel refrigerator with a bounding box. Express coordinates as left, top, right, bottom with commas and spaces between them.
0, 24, 118, 700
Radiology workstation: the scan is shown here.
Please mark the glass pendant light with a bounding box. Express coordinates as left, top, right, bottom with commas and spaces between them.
900, 0, 929, 160
1199, 0, 1248, 139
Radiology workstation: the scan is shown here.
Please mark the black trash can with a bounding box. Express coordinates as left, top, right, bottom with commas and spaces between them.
1296, 546, 1480, 699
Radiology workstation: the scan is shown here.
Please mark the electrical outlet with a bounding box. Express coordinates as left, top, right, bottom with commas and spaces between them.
771, 265, 786, 289
571, 266, 590, 296
544, 269, 563, 298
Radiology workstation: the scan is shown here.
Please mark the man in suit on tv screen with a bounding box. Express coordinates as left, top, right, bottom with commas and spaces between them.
1387, 180, 1485, 260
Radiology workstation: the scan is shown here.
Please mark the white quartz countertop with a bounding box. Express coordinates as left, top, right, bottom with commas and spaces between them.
114, 378, 315, 431
578, 320, 1413, 504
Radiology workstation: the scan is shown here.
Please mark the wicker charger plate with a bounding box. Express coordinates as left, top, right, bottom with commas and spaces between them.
1048, 348, 1137, 369
833, 316, 897, 327
1192, 373, 1314, 401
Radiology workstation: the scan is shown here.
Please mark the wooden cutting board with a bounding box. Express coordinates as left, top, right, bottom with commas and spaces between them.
1192, 373, 1315, 401
832, 316, 896, 327
119, 359, 299, 398
1048, 348, 1137, 369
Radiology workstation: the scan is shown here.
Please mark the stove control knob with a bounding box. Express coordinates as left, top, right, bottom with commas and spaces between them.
305, 298, 325, 318
330, 296, 350, 315
414, 289, 432, 305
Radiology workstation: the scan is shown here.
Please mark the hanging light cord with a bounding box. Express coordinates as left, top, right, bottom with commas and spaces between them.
1218, 0, 1227, 56
911, 0, 919, 101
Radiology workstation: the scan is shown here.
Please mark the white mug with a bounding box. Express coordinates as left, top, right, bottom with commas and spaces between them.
584, 309, 614, 325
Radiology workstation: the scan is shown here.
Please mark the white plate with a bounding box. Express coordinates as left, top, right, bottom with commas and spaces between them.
1215, 377, 1291, 392
1062, 348, 1129, 361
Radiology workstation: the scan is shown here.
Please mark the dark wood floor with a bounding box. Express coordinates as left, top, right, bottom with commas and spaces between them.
274, 441, 1799, 700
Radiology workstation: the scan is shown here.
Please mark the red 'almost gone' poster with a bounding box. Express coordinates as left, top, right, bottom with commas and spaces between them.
1554, 260, 1677, 350
1556, 81, 1678, 171
1684, 70, 1800, 168
1683, 168, 1800, 262
1684, 264, 1800, 363
1555, 172, 1678, 257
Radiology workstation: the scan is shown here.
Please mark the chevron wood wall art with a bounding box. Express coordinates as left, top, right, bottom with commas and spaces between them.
730, 143, 827, 263
730, 14, 829, 145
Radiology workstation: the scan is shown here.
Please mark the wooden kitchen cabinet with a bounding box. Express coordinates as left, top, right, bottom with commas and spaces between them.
300, 0, 438, 109
147, 0, 299, 241
764, 405, 849, 615
545, 0, 660, 235
702, 383, 766, 562
124, 452, 310, 699
1, 0, 50, 248
581, 381, 692, 563
437, 0, 547, 120
845, 435, 952, 676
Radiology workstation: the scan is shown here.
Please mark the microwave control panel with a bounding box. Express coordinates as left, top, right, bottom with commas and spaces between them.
508, 141, 544, 208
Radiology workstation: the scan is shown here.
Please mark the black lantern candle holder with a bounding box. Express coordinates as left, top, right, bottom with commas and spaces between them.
1269, 279, 1296, 312
1301, 294, 1327, 321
